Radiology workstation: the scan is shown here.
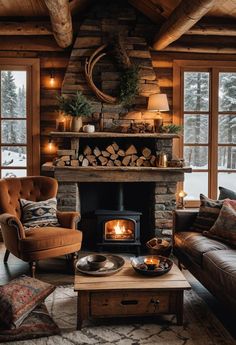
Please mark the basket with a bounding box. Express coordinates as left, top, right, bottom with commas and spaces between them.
146, 237, 172, 257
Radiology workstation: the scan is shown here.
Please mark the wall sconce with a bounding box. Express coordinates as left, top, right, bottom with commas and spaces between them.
48, 138, 54, 152
177, 190, 187, 209
49, 69, 55, 87
147, 93, 169, 132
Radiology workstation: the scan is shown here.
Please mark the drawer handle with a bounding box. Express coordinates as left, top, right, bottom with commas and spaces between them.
121, 300, 138, 305
150, 298, 160, 311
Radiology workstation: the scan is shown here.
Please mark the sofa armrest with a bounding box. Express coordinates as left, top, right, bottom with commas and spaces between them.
173, 209, 198, 233
57, 211, 81, 230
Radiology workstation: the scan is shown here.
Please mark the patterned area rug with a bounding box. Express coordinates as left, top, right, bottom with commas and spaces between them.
3, 286, 236, 345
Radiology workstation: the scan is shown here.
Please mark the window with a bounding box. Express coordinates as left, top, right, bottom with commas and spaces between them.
0, 59, 40, 178
173, 61, 236, 205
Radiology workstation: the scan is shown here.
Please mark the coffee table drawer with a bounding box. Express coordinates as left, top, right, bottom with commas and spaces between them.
90, 291, 170, 317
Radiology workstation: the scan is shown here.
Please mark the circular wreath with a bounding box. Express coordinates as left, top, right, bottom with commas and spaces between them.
85, 41, 139, 105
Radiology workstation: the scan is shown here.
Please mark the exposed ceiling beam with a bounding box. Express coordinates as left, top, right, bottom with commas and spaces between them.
162, 35, 236, 54
128, 0, 165, 24
70, 0, 92, 16
44, 0, 73, 48
0, 21, 52, 35
153, 0, 217, 50
186, 23, 236, 36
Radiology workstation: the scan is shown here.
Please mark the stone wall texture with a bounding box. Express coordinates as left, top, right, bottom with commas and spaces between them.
58, 0, 178, 238
62, 0, 160, 132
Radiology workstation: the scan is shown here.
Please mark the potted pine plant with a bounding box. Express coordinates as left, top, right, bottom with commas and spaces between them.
57, 91, 92, 132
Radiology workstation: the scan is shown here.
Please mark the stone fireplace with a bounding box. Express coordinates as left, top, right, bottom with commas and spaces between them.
42, 0, 191, 250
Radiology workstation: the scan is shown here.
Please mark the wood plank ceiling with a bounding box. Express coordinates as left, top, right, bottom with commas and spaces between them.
0, 0, 235, 52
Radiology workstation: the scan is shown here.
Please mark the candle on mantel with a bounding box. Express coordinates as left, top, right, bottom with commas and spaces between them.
144, 257, 160, 270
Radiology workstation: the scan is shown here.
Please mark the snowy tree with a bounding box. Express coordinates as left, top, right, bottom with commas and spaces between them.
184, 72, 209, 168
17, 85, 26, 117
218, 73, 236, 169
1, 71, 18, 117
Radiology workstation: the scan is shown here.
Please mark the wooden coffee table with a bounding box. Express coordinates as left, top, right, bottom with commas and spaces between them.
74, 257, 191, 329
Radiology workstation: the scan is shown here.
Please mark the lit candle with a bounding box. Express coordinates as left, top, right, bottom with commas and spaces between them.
144, 257, 160, 270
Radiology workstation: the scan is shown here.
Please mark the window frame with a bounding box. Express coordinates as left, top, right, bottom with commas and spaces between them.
0, 58, 40, 177
173, 60, 236, 207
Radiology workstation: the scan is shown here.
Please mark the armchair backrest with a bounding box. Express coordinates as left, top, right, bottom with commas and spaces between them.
0, 176, 58, 219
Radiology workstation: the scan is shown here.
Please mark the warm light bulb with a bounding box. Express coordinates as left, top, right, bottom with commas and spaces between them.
179, 190, 187, 198
50, 69, 55, 87
50, 76, 55, 86
48, 139, 53, 152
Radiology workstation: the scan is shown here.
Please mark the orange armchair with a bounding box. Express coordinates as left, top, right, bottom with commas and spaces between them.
0, 176, 82, 276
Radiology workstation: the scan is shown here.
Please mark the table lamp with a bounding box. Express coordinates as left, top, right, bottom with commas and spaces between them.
148, 94, 169, 132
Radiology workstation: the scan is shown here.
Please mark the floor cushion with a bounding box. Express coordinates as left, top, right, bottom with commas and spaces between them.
0, 303, 60, 342
0, 275, 55, 329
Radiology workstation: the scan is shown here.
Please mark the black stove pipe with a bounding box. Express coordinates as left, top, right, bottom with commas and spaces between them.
117, 182, 124, 211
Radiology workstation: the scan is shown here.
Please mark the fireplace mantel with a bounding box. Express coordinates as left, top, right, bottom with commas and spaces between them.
42, 163, 191, 182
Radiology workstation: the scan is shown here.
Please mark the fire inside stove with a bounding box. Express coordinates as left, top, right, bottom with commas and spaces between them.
104, 219, 135, 241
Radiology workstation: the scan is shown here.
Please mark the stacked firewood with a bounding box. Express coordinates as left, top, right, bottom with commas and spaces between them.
77, 142, 157, 167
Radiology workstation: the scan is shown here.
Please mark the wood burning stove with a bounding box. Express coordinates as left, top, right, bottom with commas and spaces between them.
95, 183, 141, 255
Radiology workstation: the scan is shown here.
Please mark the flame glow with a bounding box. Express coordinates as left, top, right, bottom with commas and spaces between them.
114, 221, 126, 235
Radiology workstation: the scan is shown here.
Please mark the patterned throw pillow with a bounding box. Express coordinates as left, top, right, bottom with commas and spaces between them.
0, 275, 55, 329
219, 186, 236, 200
0, 303, 60, 342
20, 197, 60, 229
203, 199, 236, 247
191, 194, 223, 232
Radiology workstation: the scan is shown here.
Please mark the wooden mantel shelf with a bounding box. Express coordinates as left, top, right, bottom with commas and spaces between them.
42, 162, 191, 183
50, 131, 180, 139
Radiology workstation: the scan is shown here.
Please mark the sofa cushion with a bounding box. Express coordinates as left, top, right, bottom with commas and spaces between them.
174, 232, 230, 265
19, 227, 82, 252
190, 194, 223, 232
20, 197, 60, 229
203, 199, 236, 247
219, 186, 236, 200
203, 250, 236, 298
0, 275, 55, 329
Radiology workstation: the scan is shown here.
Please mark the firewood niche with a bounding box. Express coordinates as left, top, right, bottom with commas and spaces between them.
43, 132, 192, 180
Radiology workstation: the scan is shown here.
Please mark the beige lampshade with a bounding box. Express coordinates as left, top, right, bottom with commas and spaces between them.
148, 94, 169, 112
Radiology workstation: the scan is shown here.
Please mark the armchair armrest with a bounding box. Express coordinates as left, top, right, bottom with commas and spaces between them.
173, 209, 198, 233
57, 211, 81, 229
0, 213, 25, 240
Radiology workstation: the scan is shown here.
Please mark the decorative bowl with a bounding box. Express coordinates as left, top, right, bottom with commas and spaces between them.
146, 237, 172, 257
76, 254, 125, 276
86, 254, 107, 269
131, 255, 173, 276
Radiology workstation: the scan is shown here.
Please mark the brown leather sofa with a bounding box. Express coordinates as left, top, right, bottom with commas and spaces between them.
0, 176, 82, 276
173, 209, 236, 313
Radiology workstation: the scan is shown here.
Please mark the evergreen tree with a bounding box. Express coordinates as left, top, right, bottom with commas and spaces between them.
184, 72, 209, 168
17, 85, 26, 117
1, 71, 18, 117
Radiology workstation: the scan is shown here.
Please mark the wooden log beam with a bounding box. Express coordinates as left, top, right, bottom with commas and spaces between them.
163, 37, 236, 54
0, 22, 52, 35
186, 23, 236, 36
0, 36, 63, 51
153, 0, 216, 51
128, 0, 165, 24
44, 0, 73, 48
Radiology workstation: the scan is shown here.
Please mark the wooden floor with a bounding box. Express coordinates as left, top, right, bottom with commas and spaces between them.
0, 242, 235, 339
